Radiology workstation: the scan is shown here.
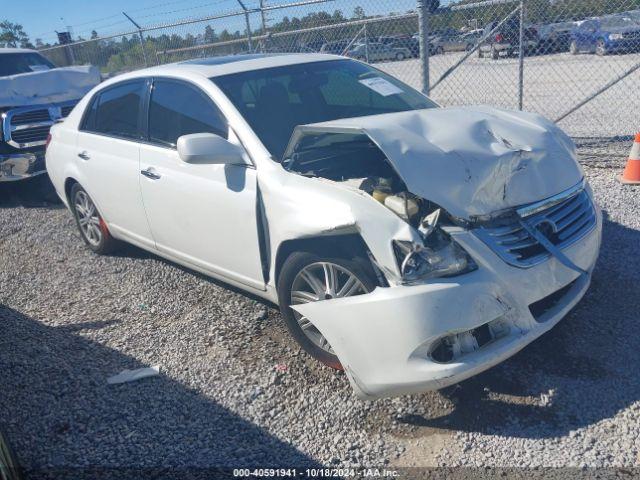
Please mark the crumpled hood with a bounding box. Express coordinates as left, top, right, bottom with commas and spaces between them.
0, 66, 101, 106
292, 106, 583, 220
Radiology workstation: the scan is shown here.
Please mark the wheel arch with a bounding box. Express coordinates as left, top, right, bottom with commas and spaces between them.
273, 233, 386, 288
64, 177, 80, 204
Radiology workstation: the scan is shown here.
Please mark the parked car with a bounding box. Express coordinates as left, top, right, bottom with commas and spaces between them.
479, 19, 539, 59
301, 40, 325, 52
432, 30, 483, 54
0, 48, 100, 182
376, 35, 407, 45
390, 37, 421, 57
346, 42, 412, 62
319, 40, 351, 55
570, 14, 640, 55
46, 54, 601, 400
428, 27, 460, 40
535, 21, 577, 54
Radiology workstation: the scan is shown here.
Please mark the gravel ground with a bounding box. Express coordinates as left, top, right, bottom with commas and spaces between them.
0, 158, 639, 476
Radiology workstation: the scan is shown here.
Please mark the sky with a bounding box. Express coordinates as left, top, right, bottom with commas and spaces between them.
5, 0, 422, 45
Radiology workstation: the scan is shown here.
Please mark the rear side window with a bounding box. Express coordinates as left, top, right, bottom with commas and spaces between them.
148, 80, 227, 147
82, 80, 145, 140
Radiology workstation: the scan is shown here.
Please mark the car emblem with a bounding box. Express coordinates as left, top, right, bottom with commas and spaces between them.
531, 218, 558, 238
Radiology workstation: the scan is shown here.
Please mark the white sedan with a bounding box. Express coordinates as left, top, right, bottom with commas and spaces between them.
46, 54, 602, 399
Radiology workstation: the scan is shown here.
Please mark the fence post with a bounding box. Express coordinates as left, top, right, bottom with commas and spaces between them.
518, 0, 525, 110
364, 23, 370, 63
122, 12, 149, 67
236, 0, 254, 52
259, 0, 268, 34
417, 0, 430, 96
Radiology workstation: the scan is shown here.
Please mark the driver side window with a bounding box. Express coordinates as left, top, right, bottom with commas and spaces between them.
148, 79, 228, 148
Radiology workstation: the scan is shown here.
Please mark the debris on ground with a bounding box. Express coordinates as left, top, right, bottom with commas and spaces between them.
107, 366, 160, 385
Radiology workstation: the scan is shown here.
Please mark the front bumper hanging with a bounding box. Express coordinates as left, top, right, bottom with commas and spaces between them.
293, 205, 602, 400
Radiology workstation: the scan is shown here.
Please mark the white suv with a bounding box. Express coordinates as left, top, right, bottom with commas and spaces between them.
46, 54, 601, 399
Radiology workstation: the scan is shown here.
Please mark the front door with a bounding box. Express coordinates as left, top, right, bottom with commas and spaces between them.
138, 78, 265, 290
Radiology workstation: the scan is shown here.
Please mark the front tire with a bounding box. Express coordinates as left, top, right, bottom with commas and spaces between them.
596, 38, 607, 56
70, 183, 119, 254
395, 52, 405, 61
570, 40, 578, 55
277, 251, 377, 370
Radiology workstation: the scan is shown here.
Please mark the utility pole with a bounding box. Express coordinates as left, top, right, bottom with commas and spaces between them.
122, 12, 149, 66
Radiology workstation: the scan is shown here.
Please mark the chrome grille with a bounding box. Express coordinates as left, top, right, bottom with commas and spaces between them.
475, 182, 597, 268
11, 109, 50, 125
11, 126, 53, 144
2, 101, 77, 149
622, 31, 640, 39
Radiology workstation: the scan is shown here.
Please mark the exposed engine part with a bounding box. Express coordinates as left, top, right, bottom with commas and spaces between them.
370, 177, 394, 204
384, 194, 420, 221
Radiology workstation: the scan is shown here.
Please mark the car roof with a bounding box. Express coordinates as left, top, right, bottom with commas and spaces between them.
0, 47, 38, 54
102, 53, 343, 85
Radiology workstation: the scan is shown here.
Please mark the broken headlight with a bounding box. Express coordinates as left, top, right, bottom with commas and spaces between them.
393, 210, 477, 282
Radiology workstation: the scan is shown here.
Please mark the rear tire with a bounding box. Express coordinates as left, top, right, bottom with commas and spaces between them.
435, 46, 444, 55
395, 52, 405, 61
596, 38, 607, 56
277, 251, 378, 370
70, 183, 119, 255
491, 46, 500, 60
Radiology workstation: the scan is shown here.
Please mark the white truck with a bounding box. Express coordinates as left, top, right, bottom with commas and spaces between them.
0, 48, 100, 183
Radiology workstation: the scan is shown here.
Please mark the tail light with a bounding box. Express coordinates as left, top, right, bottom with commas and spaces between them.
45, 133, 52, 152
495, 33, 504, 43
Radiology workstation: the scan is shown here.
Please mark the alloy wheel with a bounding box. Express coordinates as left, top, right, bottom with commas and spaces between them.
74, 190, 102, 247
290, 262, 369, 353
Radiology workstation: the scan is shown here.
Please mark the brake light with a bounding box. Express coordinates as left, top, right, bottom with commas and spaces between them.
45, 133, 52, 151
495, 33, 504, 43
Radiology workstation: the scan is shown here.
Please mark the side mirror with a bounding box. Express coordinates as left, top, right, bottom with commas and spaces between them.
177, 133, 248, 165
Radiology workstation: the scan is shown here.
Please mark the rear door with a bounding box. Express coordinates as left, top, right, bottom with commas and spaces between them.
75, 79, 154, 248
138, 78, 265, 290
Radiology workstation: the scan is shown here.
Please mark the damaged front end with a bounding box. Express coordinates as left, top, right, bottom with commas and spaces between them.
283, 107, 602, 399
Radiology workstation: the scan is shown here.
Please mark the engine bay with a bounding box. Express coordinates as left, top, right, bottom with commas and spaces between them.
283, 131, 439, 228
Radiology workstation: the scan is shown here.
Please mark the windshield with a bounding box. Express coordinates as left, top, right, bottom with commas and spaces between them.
0, 52, 56, 77
212, 59, 436, 159
601, 16, 636, 29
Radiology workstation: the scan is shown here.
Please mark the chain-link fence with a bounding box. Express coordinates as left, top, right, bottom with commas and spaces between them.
37, 0, 640, 160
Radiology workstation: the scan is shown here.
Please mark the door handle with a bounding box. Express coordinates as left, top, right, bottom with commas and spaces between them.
77, 151, 90, 161
141, 168, 161, 180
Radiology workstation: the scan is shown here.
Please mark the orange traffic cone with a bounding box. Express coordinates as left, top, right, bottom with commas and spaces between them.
619, 133, 640, 185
